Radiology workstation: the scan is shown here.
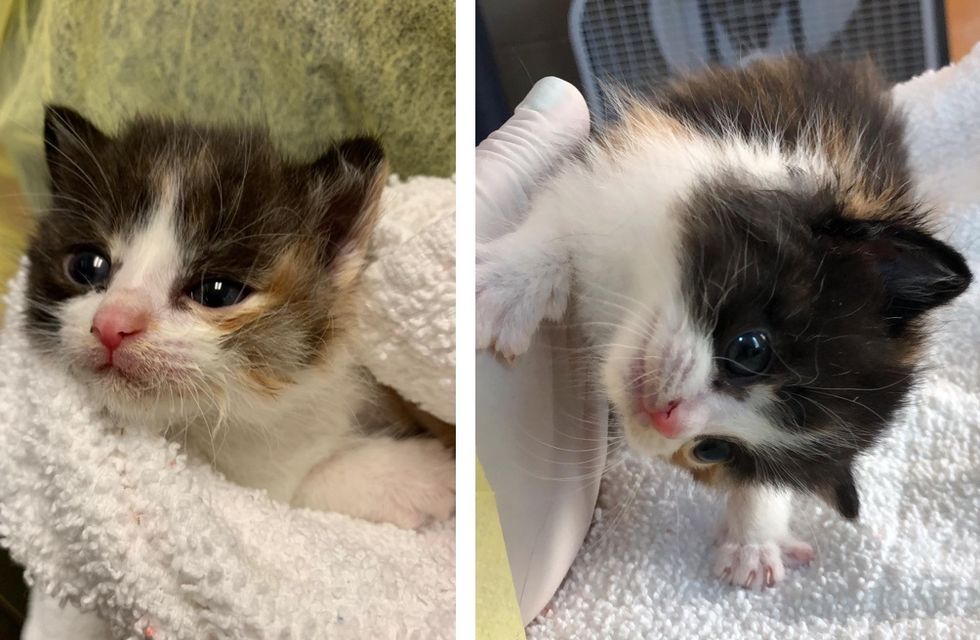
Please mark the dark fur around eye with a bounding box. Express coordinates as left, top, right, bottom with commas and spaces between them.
722, 330, 771, 379
187, 278, 251, 308
664, 57, 972, 519
65, 250, 111, 289
692, 439, 734, 463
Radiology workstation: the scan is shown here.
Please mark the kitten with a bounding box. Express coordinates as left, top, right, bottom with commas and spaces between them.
477, 57, 971, 588
25, 106, 455, 529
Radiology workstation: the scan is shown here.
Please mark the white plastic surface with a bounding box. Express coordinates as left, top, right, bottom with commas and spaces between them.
475, 78, 607, 624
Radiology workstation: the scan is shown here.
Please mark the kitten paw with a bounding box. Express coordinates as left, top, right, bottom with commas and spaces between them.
292, 437, 455, 529
713, 538, 814, 590
475, 238, 570, 360
379, 438, 456, 529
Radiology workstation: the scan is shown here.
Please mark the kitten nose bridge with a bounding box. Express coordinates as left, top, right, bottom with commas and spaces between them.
91, 292, 152, 352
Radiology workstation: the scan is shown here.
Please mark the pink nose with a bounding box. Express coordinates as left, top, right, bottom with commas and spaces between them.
91, 305, 150, 352
648, 400, 683, 438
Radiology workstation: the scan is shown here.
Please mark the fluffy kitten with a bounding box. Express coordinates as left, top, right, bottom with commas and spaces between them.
477, 57, 971, 588
25, 106, 454, 529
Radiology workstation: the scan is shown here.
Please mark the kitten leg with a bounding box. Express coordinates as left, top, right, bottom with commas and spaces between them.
713, 485, 814, 590
476, 221, 571, 359
291, 437, 455, 529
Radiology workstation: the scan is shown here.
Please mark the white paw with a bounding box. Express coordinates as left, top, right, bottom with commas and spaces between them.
475, 238, 570, 359
380, 438, 456, 529
713, 537, 814, 590
292, 438, 455, 529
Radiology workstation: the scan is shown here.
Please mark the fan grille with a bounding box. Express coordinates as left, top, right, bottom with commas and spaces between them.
570, 0, 943, 120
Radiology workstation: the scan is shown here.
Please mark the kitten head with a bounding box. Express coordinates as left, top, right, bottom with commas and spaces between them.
605, 175, 970, 519
26, 105, 386, 426
589, 60, 972, 519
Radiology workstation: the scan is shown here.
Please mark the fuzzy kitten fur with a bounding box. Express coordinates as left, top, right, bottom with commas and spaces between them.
477, 57, 971, 588
26, 106, 455, 529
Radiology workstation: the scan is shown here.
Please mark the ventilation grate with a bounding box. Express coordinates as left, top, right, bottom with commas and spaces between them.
570, 0, 946, 120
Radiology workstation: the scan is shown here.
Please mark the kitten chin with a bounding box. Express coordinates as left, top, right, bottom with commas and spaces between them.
477, 56, 970, 587
25, 105, 455, 528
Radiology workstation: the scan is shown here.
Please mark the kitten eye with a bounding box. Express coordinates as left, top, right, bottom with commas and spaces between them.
723, 330, 772, 378
691, 438, 734, 464
65, 250, 111, 288
188, 278, 250, 308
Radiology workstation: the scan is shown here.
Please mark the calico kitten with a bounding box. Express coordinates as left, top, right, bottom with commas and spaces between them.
477, 57, 971, 588
25, 106, 455, 529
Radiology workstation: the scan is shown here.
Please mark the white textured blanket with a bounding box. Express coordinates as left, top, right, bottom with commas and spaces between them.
0, 176, 456, 639
527, 49, 980, 639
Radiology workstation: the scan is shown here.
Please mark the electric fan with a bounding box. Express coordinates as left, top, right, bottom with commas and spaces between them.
569, 0, 948, 120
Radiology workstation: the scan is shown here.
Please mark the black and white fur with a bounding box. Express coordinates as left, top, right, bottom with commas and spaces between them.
25, 106, 455, 530
476, 57, 971, 588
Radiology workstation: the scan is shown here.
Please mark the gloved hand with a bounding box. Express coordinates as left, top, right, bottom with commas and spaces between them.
476, 77, 590, 242
475, 78, 607, 625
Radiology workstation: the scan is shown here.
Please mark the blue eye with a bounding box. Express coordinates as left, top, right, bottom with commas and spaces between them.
188, 278, 250, 308
692, 438, 733, 463
66, 250, 111, 288
723, 330, 772, 377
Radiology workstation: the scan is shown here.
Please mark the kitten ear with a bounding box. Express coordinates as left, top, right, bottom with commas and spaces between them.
43, 105, 111, 182
307, 136, 387, 258
818, 219, 972, 328
818, 464, 860, 520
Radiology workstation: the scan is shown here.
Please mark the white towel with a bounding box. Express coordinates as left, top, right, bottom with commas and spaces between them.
527, 49, 980, 640
358, 175, 456, 423
0, 175, 456, 640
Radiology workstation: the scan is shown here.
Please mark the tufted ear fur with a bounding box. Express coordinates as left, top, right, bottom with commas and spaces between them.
305, 137, 388, 262
43, 105, 112, 187
815, 463, 860, 520
816, 218, 972, 331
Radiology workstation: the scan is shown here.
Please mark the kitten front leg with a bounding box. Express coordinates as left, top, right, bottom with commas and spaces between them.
713, 485, 814, 590
476, 221, 571, 359
291, 437, 455, 529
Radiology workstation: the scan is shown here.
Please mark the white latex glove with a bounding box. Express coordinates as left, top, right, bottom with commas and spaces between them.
476, 77, 591, 241
475, 78, 607, 625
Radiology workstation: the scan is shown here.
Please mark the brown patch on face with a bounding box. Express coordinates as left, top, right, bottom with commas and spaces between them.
601, 100, 693, 154
195, 245, 355, 369
204, 298, 270, 335
669, 447, 728, 487
838, 182, 913, 224
818, 111, 914, 225
263, 246, 319, 302
216, 137, 389, 372
192, 244, 325, 333
242, 367, 291, 399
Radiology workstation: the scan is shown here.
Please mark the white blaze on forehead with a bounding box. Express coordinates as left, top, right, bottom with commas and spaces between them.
109, 175, 182, 303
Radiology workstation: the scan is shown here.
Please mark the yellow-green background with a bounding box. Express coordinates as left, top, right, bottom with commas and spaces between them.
0, 153, 28, 316
477, 462, 526, 640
